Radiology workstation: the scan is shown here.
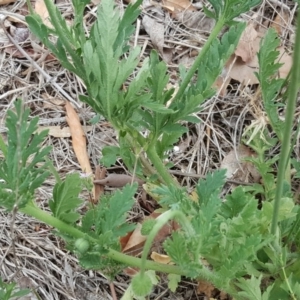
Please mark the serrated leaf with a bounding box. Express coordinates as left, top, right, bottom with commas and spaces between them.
164, 232, 200, 278
0, 100, 51, 210
94, 184, 137, 239
131, 273, 153, 297
11, 288, 31, 298
224, 0, 261, 23
142, 102, 174, 114
100, 146, 120, 167
168, 274, 181, 292
49, 173, 82, 224
220, 186, 254, 218
196, 169, 226, 206
235, 275, 263, 300
79, 252, 122, 275
81, 0, 142, 125
256, 28, 285, 140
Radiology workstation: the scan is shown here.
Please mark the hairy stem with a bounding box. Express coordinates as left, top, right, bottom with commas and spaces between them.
20, 204, 186, 275
140, 210, 195, 276
146, 146, 179, 187
271, 7, 300, 234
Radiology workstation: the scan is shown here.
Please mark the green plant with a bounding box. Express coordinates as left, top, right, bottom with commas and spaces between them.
0, 0, 300, 299
0, 277, 30, 300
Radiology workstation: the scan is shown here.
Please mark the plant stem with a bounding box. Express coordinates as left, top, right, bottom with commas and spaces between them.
280, 254, 297, 300
271, 7, 300, 235
172, 17, 225, 103
140, 210, 195, 276
146, 146, 179, 187
20, 204, 186, 275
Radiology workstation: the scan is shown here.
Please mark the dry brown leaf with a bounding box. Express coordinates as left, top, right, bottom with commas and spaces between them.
162, 0, 196, 13
34, 0, 53, 28
123, 266, 139, 276
270, 10, 290, 36
10, 27, 29, 43
150, 212, 178, 244
197, 280, 215, 297
36, 125, 92, 138
150, 251, 173, 264
42, 94, 65, 109
35, 0, 52, 28
235, 23, 258, 63
226, 24, 292, 88
3, 25, 31, 58
122, 223, 146, 255
142, 15, 172, 63
219, 291, 228, 300
174, 10, 215, 32
94, 174, 144, 187
65, 101, 92, 174
0, 0, 15, 5
142, 15, 164, 53
220, 144, 260, 183
94, 166, 106, 203
226, 55, 260, 85
176, 10, 216, 32
278, 46, 292, 78
213, 74, 231, 97
122, 211, 177, 256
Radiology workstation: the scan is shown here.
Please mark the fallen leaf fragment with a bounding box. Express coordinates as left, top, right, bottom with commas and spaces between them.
270, 10, 290, 37
142, 15, 172, 63
174, 10, 215, 32
220, 144, 260, 183
36, 125, 92, 138
162, 0, 196, 13
225, 23, 292, 88
42, 94, 65, 109
94, 166, 106, 203
277, 46, 292, 78
149, 212, 178, 244
65, 101, 92, 174
150, 251, 172, 264
234, 23, 258, 63
35, 0, 52, 28
122, 223, 146, 255
142, 15, 164, 53
94, 174, 144, 187
0, 0, 16, 5
225, 55, 260, 85
197, 280, 215, 297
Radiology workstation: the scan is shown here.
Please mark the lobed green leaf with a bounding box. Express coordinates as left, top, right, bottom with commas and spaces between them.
49, 173, 83, 224
0, 100, 51, 210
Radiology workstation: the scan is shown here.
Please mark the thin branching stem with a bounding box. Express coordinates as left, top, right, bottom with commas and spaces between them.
172, 17, 225, 102
271, 7, 300, 234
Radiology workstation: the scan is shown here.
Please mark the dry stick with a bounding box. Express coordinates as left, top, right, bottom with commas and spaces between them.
109, 282, 118, 300
0, 206, 18, 277
0, 16, 81, 109
8, 205, 20, 281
